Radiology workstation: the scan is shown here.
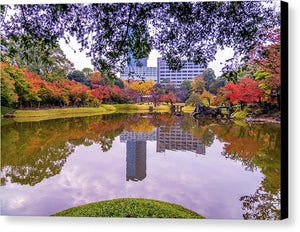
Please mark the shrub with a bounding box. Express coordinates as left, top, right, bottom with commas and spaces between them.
231, 110, 248, 119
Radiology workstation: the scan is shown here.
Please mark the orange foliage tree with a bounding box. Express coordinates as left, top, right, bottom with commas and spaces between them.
199, 89, 215, 105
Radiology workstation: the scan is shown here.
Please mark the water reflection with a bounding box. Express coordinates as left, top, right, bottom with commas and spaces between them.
1, 114, 129, 186
212, 121, 281, 220
1, 113, 281, 219
120, 130, 153, 181
125, 141, 147, 181
156, 124, 205, 155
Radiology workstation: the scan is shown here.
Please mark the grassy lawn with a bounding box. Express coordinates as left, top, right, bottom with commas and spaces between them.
51, 198, 205, 219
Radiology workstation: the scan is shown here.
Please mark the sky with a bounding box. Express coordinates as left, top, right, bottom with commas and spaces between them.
59, 37, 234, 78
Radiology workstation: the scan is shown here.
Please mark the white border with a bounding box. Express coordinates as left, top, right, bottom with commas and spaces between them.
1, 0, 299, 231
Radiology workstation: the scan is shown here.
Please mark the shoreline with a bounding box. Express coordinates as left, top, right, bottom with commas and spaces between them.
2, 105, 280, 124
243, 118, 280, 124
240, 115, 280, 124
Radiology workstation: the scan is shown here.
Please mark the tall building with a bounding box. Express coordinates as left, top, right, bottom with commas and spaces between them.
121, 28, 157, 82
156, 124, 206, 155
157, 58, 206, 88
120, 66, 157, 82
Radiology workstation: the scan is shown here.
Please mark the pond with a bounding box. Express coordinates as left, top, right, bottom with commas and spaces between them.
0, 113, 281, 219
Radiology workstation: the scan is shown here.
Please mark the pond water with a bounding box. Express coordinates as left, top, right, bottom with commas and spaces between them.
0, 113, 281, 219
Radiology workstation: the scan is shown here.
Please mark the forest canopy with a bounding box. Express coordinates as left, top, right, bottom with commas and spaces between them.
0, 1, 279, 77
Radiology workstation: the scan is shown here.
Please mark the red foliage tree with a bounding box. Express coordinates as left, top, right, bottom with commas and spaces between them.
91, 86, 110, 104
159, 91, 176, 105
224, 78, 264, 109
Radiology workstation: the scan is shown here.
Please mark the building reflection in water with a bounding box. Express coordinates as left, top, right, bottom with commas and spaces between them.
120, 130, 157, 181
156, 124, 206, 155
120, 124, 206, 182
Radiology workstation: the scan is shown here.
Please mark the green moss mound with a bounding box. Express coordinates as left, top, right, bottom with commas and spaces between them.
51, 198, 205, 219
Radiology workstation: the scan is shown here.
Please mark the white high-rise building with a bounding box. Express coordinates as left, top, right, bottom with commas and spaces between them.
157, 58, 206, 88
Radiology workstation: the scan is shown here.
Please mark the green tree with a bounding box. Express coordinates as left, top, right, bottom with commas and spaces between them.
82, 67, 93, 79
2, 35, 74, 80
191, 74, 205, 94
185, 93, 202, 106
67, 70, 89, 86
1, 2, 278, 77
0, 66, 18, 106
180, 80, 192, 95
114, 78, 125, 89
2, 63, 30, 108
209, 77, 227, 94
202, 68, 216, 91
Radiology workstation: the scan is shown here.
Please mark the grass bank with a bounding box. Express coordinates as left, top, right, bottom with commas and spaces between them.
51, 198, 205, 219
11, 106, 116, 122
6, 103, 195, 122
